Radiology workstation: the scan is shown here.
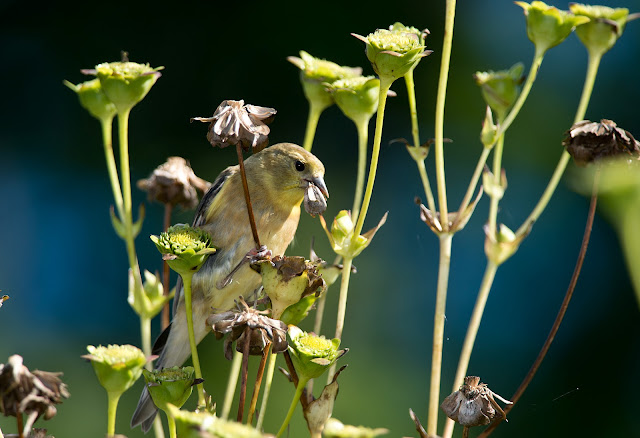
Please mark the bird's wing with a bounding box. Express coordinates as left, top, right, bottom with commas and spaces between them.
171, 165, 237, 317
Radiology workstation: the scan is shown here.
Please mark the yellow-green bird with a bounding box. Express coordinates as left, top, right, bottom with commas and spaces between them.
131, 143, 328, 431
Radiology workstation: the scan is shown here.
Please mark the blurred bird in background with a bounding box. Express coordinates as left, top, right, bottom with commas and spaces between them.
131, 142, 328, 431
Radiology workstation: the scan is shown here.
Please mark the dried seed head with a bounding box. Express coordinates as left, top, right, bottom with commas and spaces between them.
192, 100, 276, 152
441, 376, 512, 428
304, 183, 328, 217
137, 157, 211, 209
563, 119, 640, 166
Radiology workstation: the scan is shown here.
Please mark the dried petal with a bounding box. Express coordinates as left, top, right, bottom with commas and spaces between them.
441, 376, 512, 428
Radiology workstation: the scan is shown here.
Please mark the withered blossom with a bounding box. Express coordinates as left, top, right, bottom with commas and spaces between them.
0, 355, 69, 434
562, 119, 640, 166
137, 157, 211, 209
303, 365, 348, 437
192, 100, 276, 152
417, 186, 483, 234
207, 298, 288, 360
440, 376, 512, 427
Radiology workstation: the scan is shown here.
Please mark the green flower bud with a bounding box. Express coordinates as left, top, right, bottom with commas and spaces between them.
253, 256, 325, 319
63, 79, 117, 122
82, 344, 148, 395
323, 418, 389, 438
570, 4, 635, 56
352, 26, 432, 83
129, 269, 174, 318
515, 1, 590, 54
288, 51, 362, 113
150, 224, 217, 276
280, 295, 318, 326
142, 366, 199, 413
326, 76, 380, 125
287, 325, 345, 381
474, 63, 524, 119
322, 211, 387, 259
84, 61, 163, 113
480, 106, 499, 148
166, 404, 268, 438
484, 224, 523, 265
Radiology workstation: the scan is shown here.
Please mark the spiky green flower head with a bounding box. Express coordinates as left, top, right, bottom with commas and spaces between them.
85, 61, 163, 113
287, 325, 345, 381
166, 404, 268, 438
323, 418, 389, 438
352, 25, 431, 83
570, 4, 636, 56
515, 1, 590, 54
142, 366, 199, 413
82, 344, 148, 395
326, 76, 380, 125
474, 63, 525, 119
151, 224, 216, 276
288, 51, 362, 112
63, 79, 117, 122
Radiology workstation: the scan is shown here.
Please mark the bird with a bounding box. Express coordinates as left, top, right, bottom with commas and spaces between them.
131, 142, 328, 431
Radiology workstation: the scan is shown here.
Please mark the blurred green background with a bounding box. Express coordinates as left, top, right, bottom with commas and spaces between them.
1, 0, 639, 437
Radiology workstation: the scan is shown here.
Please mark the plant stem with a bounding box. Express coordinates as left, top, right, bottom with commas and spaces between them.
221, 351, 242, 420
182, 273, 205, 407
433, 0, 457, 231
416, 159, 438, 216
303, 102, 324, 152
236, 144, 261, 248
427, 232, 453, 436
487, 133, 505, 237
276, 377, 309, 438
328, 256, 353, 383
441, 261, 499, 438
167, 413, 177, 438
450, 147, 491, 230
237, 328, 252, 423
141, 316, 152, 370
247, 343, 272, 425
16, 406, 23, 438
107, 391, 122, 437
256, 353, 278, 430
162, 203, 173, 330
351, 119, 369, 221
516, 51, 602, 237
478, 169, 600, 438
100, 116, 124, 219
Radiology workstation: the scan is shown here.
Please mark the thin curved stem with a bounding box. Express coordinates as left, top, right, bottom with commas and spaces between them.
303, 102, 324, 152
141, 316, 152, 369
221, 351, 243, 420
237, 328, 252, 423
427, 232, 453, 436
479, 169, 600, 438
487, 133, 505, 237
107, 391, 122, 437
256, 353, 278, 430
247, 343, 272, 425
162, 203, 173, 330
182, 274, 205, 407
351, 118, 369, 220
416, 159, 438, 215
451, 147, 491, 230
236, 144, 261, 248
100, 116, 123, 219
328, 257, 353, 383
276, 377, 309, 438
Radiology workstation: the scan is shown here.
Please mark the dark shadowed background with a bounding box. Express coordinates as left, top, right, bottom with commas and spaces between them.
1, 0, 639, 436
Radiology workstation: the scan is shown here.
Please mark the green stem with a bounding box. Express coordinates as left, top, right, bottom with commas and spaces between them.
441, 261, 499, 438
100, 116, 124, 219
166, 414, 177, 438
433, 0, 457, 231
141, 316, 152, 368
276, 377, 309, 438
405, 68, 421, 149
516, 51, 602, 237
221, 351, 242, 420
182, 273, 205, 407
487, 133, 505, 237
427, 232, 453, 436
328, 256, 353, 383
107, 391, 122, 437
302, 102, 324, 152
353, 77, 392, 238
152, 417, 166, 438
416, 159, 438, 216
451, 147, 491, 230
351, 118, 369, 220
256, 353, 278, 430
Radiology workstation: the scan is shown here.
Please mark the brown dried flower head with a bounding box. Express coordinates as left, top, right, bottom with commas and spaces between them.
207, 298, 288, 360
440, 376, 512, 427
563, 119, 640, 166
0, 355, 69, 431
137, 156, 211, 209
191, 100, 277, 152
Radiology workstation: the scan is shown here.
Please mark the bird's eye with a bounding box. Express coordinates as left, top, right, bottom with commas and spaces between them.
295, 160, 306, 172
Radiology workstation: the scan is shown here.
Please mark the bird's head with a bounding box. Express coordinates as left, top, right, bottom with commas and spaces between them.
246, 143, 328, 210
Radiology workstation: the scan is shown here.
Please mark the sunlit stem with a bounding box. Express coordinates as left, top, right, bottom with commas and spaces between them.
328, 257, 353, 383
166, 414, 177, 438
427, 232, 453, 436
247, 343, 271, 424
276, 377, 309, 438
107, 391, 122, 437
221, 351, 242, 420
181, 274, 205, 407
351, 117, 370, 220
303, 102, 325, 152
451, 147, 491, 230
256, 353, 278, 430
100, 116, 124, 220
487, 132, 505, 237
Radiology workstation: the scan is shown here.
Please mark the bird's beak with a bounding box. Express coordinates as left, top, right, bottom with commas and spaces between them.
309, 175, 329, 199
